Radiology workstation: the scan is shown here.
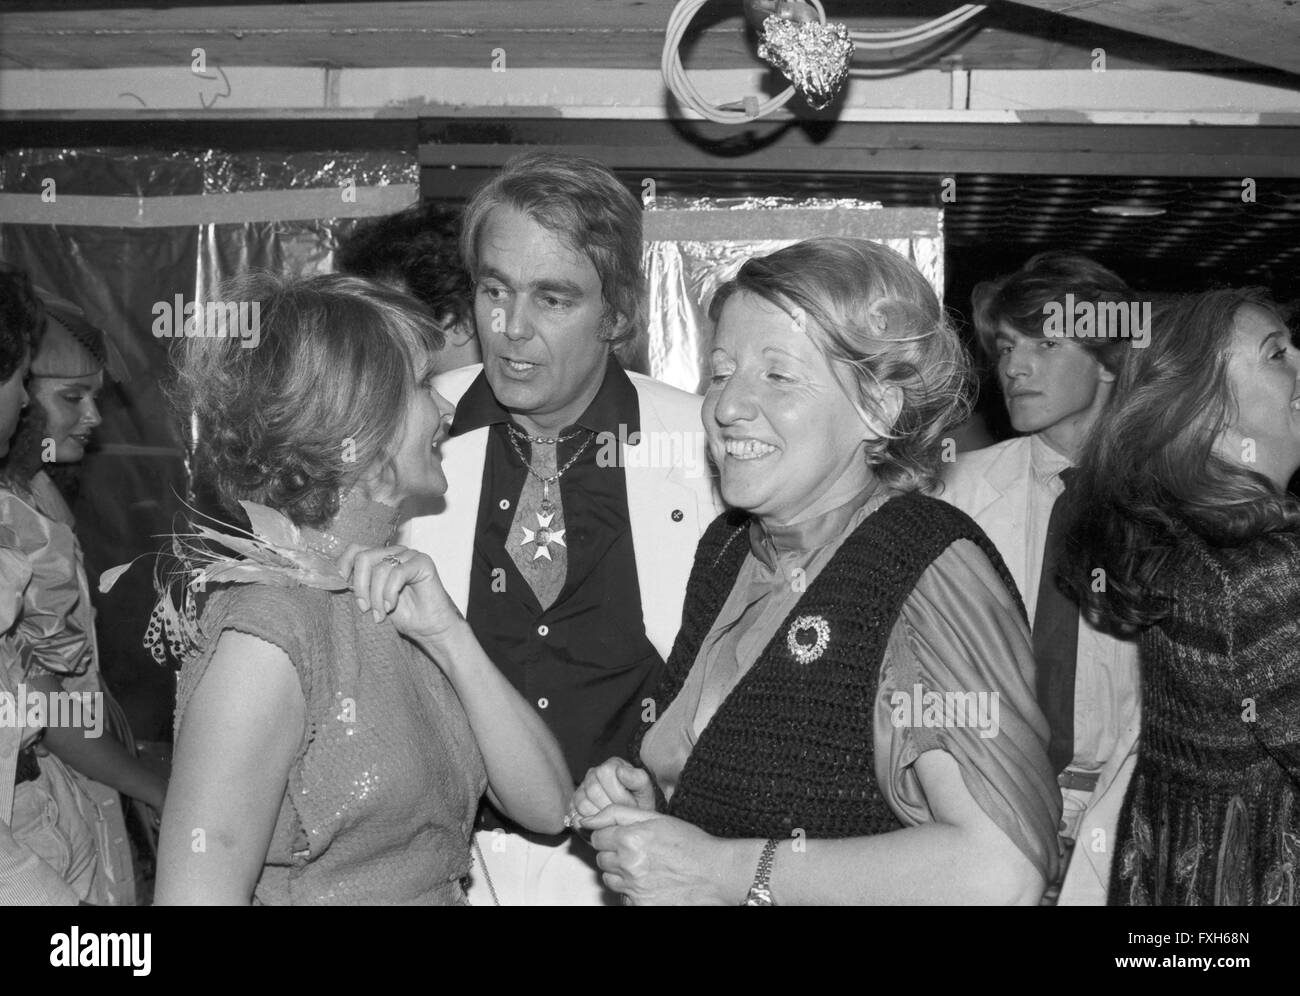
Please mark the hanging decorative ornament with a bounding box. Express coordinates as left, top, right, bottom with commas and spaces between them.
757, 14, 855, 110
666, 1, 985, 124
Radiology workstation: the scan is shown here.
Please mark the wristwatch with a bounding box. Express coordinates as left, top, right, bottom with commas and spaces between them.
742, 838, 780, 906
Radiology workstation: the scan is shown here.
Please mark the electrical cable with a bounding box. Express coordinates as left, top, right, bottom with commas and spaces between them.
662, 0, 987, 122
662, 0, 828, 123
849, 5, 986, 49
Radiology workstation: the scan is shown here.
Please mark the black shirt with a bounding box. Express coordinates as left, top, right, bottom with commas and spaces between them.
456, 356, 666, 810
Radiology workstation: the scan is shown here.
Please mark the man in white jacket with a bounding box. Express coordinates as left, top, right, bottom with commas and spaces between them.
404, 152, 719, 905
940, 252, 1142, 905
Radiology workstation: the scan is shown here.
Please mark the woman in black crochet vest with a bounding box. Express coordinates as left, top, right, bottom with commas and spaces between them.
569, 238, 1062, 904
1061, 289, 1300, 905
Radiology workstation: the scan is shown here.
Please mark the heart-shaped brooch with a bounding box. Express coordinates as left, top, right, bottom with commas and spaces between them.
787, 614, 831, 664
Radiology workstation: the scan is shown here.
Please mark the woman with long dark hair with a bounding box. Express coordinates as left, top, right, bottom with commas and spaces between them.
1063, 288, 1300, 905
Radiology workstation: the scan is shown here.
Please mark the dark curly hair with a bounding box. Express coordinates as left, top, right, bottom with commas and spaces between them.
0, 261, 45, 382
336, 201, 473, 333
172, 272, 446, 528
1, 401, 47, 488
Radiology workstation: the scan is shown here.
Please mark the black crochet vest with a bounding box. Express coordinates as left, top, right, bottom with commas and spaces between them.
634, 491, 1024, 841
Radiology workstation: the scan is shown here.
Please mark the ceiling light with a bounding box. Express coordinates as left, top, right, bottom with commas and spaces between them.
1090, 204, 1168, 218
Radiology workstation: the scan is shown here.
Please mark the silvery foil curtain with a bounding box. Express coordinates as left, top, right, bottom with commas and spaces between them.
0, 148, 417, 737
640, 197, 944, 394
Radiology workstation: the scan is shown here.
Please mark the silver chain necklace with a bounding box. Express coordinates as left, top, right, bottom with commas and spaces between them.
507, 424, 587, 446
505, 424, 594, 516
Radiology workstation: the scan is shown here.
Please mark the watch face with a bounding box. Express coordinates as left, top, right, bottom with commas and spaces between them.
743, 886, 774, 906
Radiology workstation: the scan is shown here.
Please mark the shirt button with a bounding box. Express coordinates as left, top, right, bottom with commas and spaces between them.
498, 498, 511, 511
671, 509, 684, 522
537, 697, 549, 709
537, 624, 549, 637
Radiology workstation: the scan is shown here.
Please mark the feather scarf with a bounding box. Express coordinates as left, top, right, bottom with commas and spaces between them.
99, 501, 349, 665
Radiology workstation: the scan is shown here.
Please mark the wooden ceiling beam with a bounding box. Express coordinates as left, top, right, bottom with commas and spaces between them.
0, 1, 1270, 72
418, 116, 1300, 181
1006, 0, 1300, 76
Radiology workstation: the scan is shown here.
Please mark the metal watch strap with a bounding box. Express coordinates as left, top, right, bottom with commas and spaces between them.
742, 837, 780, 906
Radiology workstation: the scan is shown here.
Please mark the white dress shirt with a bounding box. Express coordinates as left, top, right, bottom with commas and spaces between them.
940, 434, 1141, 904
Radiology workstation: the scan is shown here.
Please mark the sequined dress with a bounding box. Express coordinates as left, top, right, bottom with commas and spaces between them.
174, 496, 487, 905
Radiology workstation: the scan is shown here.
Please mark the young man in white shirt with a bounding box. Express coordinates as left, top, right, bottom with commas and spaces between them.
940, 252, 1143, 904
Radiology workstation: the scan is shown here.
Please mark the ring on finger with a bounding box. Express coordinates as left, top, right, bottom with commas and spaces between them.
381, 554, 402, 567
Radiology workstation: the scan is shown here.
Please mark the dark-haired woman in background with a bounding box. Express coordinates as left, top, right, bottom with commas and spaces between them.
155, 273, 568, 905
1, 262, 88, 904
1, 282, 162, 903
1063, 288, 1300, 905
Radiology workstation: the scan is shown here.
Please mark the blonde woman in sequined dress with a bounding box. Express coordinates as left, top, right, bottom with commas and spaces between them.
155, 274, 569, 905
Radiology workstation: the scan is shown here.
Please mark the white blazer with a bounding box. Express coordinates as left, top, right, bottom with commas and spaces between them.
402, 364, 722, 662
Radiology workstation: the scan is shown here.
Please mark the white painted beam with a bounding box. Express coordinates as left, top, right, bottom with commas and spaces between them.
0, 66, 1295, 125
